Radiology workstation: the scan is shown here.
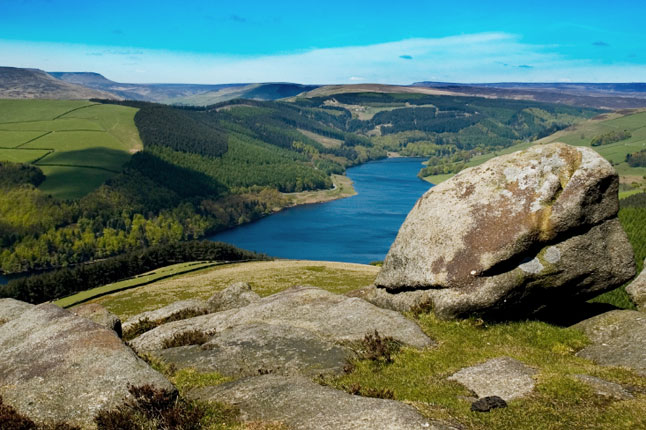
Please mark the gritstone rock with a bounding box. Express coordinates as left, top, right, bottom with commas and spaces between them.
376, 143, 635, 319
573, 309, 646, 376
0, 303, 174, 428
72, 302, 122, 337
626, 259, 646, 310
188, 374, 459, 430
207, 281, 260, 312
122, 298, 210, 336
448, 357, 536, 401
130, 286, 433, 353
0, 298, 34, 323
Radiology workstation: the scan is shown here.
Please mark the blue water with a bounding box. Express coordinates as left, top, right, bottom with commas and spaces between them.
209, 157, 432, 263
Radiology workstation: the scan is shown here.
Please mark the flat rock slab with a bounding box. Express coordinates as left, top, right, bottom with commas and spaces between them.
626, 259, 646, 310
0, 303, 173, 428
131, 286, 433, 353
122, 298, 210, 334
574, 374, 634, 400
189, 374, 458, 430
155, 322, 354, 377
207, 281, 260, 312
72, 303, 122, 337
448, 357, 537, 401
0, 298, 34, 323
573, 310, 646, 375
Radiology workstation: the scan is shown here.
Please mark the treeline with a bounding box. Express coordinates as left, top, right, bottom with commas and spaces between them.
591, 130, 632, 147
0, 240, 268, 304
626, 149, 646, 167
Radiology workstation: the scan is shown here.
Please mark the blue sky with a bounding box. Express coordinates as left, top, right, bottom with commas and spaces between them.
1, 0, 644, 84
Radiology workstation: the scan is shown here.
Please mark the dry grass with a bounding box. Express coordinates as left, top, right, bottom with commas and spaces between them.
91, 260, 379, 319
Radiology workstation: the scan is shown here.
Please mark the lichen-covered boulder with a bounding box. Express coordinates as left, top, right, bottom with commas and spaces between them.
376, 143, 636, 319
72, 303, 122, 337
626, 259, 646, 310
0, 303, 174, 428
207, 281, 260, 312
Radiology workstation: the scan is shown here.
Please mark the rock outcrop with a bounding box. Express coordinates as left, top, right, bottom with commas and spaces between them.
0, 303, 174, 427
72, 303, 122, 337
189, 374, 458, 430
626, 259, 646, 310
376, 143, 636, 318
207, 281, 260, 312
130, 286, 433, 352
155, 322, 354, 377
0, 298, 34, 323
573, 309, 646, 375
448, 357, 536, 401
122, 298, 210, 334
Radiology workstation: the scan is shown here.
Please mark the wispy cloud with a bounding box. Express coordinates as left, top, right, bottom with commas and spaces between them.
592, 41, 610, 47
1, 33, 644, 84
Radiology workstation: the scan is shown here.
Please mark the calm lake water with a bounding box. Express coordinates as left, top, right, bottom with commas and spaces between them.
209, 157, 432, 263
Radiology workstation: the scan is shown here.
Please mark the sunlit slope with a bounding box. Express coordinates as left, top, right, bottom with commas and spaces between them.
0, 99, 141, 199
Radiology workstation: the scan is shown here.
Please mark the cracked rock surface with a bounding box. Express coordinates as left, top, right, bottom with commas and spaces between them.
376, 143, 635, 319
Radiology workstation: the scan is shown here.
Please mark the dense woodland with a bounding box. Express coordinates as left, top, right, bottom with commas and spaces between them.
0, 94, 602, 281
626, 148, 646, 167
591, 129, 632, 146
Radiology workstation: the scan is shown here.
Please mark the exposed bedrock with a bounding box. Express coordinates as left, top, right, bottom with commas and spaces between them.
376, 143, 636, 319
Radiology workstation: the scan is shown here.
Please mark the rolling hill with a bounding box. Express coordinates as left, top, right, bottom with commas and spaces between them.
0, 67, 119, 100
49, 72, 319, 105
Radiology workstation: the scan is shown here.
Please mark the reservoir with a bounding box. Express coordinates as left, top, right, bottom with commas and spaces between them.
209, 157, 432, 263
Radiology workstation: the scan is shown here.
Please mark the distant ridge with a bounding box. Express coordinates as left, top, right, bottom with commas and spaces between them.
412, 81, 646, 109
0, 67, 120, 100
49, 72, 319, 105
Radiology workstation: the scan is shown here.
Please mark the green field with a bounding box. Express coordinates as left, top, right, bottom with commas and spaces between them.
0, 100, 142, 199
424, 110, 646, 186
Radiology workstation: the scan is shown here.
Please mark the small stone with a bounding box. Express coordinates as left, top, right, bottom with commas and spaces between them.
448, 357, 536, 401
207, 281, 261, 312
574, 374, 634, 400
470, 396, 507, 412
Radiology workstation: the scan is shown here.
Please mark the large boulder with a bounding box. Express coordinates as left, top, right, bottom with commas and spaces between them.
626, 259, 646, 310
0, 298, 34, 323
188, 374, 458, 430
130, 286, 433, 353
0, 303, 174, 428
376, 143, 636, 319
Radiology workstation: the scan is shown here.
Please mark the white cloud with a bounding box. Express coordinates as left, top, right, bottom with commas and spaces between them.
1, 33, 645, 84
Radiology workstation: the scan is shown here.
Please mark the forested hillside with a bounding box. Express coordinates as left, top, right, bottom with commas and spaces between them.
0, 94, 600, 276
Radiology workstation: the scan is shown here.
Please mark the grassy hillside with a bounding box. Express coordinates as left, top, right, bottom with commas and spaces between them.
0, 67, 118, 100
0, 99, 142, 199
